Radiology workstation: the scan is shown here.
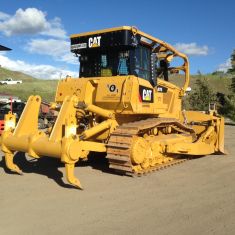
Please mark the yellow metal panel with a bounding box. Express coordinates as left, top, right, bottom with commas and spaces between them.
14, 95, 41, 137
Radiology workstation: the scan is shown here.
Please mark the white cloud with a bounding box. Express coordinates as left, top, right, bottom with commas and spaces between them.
0, 51, 7, 55
0, 11, 10, 20
174, 42, 209, 56
217, 58, 232, 72
0, 8, 77, 78
42, 17, 66, 38
0, 8, 66, 38
27, 38, 77, 64
0, 54, 78, 79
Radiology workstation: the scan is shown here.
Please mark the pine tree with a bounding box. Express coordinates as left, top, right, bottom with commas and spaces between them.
228, 49, 235, 92
222, 49, 235, 121
188, 77, 216, 111
228, 49, 235, 73
231, 77, 235, 93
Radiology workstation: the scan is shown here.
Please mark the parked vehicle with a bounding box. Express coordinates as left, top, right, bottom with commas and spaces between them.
0, 78, 22, 85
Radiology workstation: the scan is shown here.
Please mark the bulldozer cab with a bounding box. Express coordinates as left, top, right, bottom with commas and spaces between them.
71, 27, 190, 93
58, 27, 190, 116
71, 27, 155, 86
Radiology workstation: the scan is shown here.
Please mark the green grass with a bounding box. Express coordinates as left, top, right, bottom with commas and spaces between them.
169, 73, 232, 95
0, 67, 35, 81
0, 80, 58, 102
192, 74, 232, 94
0, 67, 58, 102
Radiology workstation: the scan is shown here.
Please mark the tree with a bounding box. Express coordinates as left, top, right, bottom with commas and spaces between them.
231, 77, 235, 93
217, 92, 235, 122
228, 49, 235, 73
188, 77, 216, 111
220, 49, 235, 121
228, 49, 235, 93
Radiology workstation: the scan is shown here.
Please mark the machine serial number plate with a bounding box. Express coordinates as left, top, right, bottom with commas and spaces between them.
71, 43, 87, 50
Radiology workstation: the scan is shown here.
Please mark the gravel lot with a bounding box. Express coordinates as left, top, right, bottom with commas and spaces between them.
0, 125, 235, 235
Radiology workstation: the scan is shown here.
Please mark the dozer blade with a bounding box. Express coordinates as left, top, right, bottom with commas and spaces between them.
218, 117, 225, 154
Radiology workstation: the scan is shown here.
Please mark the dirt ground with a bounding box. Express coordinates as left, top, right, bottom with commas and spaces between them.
0, 125, 235, 235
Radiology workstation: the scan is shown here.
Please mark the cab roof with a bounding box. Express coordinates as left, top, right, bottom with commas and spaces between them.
71, 26, 137, 38
70, 26, 188, 61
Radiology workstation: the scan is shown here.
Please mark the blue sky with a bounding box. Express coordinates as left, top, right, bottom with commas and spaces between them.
0, 0, 234, 79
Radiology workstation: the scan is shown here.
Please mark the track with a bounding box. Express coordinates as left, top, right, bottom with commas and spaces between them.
106, 118, 195, 176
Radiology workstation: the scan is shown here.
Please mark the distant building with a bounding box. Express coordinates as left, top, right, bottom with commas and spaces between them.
0, 45, 11, 67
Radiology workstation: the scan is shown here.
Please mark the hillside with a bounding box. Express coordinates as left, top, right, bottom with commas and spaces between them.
169, 73, 232, 95
0, 67, 35, 81
0, 67, 58, 101
0, 67, 232, 102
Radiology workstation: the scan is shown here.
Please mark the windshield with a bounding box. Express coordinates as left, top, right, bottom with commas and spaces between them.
78, 45, 154, 86
79, 49, 130, 77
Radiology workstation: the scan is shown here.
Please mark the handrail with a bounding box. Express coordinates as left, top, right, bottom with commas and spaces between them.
135, 28, 190, 96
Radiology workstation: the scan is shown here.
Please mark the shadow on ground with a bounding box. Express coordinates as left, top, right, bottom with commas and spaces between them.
0, 151, 114, 188
0, 151, 210, 188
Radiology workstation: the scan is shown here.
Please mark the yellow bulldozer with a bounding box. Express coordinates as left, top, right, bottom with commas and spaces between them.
0, 26, 224, 189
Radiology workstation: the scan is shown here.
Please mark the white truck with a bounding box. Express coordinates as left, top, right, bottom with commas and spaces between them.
0, 78, 22, 85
